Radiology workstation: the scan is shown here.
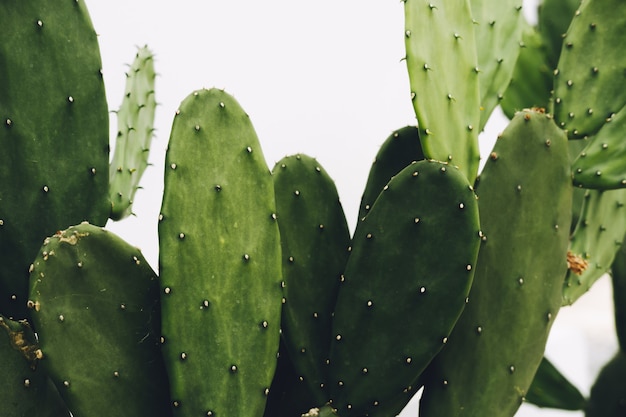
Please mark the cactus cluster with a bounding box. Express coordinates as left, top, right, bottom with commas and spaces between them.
2, 0, 626, 416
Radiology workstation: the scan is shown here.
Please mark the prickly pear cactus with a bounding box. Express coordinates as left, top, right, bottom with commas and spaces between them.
419, 109, 572, 417
563, 188, 626, 305
328, 159, 481, 417
159, 88, 283, 417
28, 223, 170, 417
358, 126, 423, 221
0, 315, 70, 417
272, 154, 351, 405
0, 0, 110, 319
109, 45, 157, 220
585, 352, 626, 417
404, 0, 481, 181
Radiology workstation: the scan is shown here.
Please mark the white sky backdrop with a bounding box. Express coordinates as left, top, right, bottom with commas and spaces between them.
85, 1, 617, 416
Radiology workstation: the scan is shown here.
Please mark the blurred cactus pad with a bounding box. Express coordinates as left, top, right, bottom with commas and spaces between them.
2, 0, 626, 416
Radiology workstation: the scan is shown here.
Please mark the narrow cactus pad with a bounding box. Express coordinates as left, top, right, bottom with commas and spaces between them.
329, 159, 481, 417
553, 0, 626, 138
404, 0, 481, 182
585, 352, 626, 417
470, 0, 524, 129
419, 109, 572, 417
159, 88, 282, 417
563, 188, 626, 305
610, 235, 626, 352
0, 315, 70, 417
272, 154, 350, 405
525, 357, 586, 410
357, 126, 423, 221
28, 223, 170, 417
0, 0, 110, 319
109, 45, 157, 220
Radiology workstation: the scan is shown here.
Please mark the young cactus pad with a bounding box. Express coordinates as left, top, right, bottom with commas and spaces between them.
328, 159, 481, 417
109, 45, 157, 220
159, 88, 283, 417
419, 109, 572, 417
272, 154, 351, 405
0, 0, 110, 319
28, 223, 171, 417
404, 0, 481, 182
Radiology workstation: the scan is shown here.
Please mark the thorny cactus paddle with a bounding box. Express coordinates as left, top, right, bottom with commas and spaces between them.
159, 88, 283, 417
272, 154, 351, 406
329, 159, 481, 417
0, 0, 110, 319
109, 45, 157, 221
404, 0, 481, 182
357, 126, 423, 221
28, 223, 170, 417
419, 109, 572, 417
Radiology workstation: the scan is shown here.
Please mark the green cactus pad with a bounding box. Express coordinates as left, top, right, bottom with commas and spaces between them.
0, 315, 70, 417
563, 188, 626, 305
272, 154, 350, 405
328, 159, 481, 417
159, 88, 282, 417
420, 109, 572, 417
553, 0, 626, 138
0, 0, 110, 319
109, 45, 157, 220
358, 126, 423, 221
500, 23, 553, 119
526, 356, 586, 410
571, 109, 626, 189
610, 235, 626, 352
404, 0, 481, 182
585, 351, 626, 417
537, 0, 582, 70
470, 0, 524, 129
28, 223, 170, 417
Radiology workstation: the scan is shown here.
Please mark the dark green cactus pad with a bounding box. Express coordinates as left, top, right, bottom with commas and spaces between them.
272, 154, 350, 405
470, 0, 524, 129
526, 356, 586, 410
159, 88, 282, 417
0, 0, 110, 319
0, 315, 70, 417
563, 188, 626, 305
404, 0, 481, 182
585, 351, 626, 417
500, 23, 553, 119
28, 222, 170, 417
553, 0, 626, 138
328, 159, 481, 417
537, 0, 582, 70
610, 235, 626, 352
109, 45, 157, 220
358, 126, 423, 221
420, 109, 572, 417
263, 340, 319, 417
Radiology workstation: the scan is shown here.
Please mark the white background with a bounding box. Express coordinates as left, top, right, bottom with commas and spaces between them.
85, 1, 618, 416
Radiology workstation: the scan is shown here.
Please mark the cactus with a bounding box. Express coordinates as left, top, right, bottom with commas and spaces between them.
159, 88, 282, 417
470, 0, 524, 129
404, 0, 481, 182
272, 154, 351, 406
419, 109, 572, 417
525, 357, 586, 411
27, 222, 170, 417
357, 126, 423, 221
109, 45, 157, 220
585, 351, 626, 417
0, 315, 70, 417
562, 188, 626, 305
328, 159, 481, 416
0, 0, 110, 319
